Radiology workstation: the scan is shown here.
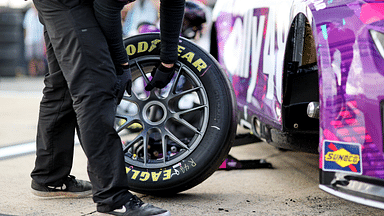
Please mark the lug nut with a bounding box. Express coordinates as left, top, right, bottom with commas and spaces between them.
171, 146, 177, 153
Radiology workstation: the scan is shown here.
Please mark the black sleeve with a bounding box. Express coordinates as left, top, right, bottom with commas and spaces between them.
93, 0, 129, 65
159, 0, 185, 64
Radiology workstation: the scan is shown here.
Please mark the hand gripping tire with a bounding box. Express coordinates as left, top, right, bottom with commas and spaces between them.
116, 33, 237, 195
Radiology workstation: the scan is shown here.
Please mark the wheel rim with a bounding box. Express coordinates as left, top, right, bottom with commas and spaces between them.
115, 56, 209, 169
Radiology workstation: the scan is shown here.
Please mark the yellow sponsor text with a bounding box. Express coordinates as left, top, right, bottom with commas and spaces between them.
126, 39, 207, 72
324, 148, 360, 168
126, 167, 173, 182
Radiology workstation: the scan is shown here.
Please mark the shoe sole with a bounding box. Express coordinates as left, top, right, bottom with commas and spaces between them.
31, 188, 92, 198
100, 211, 171, 216
156, 211, 171, 216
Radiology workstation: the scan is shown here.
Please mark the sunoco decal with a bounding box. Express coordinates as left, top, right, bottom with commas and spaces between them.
322, 140, 362, 174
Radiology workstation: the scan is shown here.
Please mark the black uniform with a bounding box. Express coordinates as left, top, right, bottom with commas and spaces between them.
31, 0, 184, 212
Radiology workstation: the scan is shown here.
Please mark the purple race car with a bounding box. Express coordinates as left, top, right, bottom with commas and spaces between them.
209, 0, 384, 209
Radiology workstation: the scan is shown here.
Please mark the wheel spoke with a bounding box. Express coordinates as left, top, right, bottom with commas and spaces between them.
166, 130, 190, 150
143, 134, 148, 165
169, 66, 183, 94
115, 113, 140, 133
122, 130, 146, 153
134, 60, 150, 83
173, 117, 201, 135
161, 135, 167, 163
177, 104, 207, 116
169, 86, 202, 100
122, 89, 140, 103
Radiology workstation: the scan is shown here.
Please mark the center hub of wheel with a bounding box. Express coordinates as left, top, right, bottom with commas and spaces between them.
142, 101, 167, 125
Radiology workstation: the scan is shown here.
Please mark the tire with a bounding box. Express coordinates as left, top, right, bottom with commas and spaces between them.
116, 33, 237, 195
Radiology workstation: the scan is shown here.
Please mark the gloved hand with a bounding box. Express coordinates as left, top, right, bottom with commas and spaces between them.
145, 64, 175, 91
115, 64, 132, 105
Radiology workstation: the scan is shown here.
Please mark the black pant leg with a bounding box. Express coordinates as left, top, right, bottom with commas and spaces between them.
31, 26, 77, 186
32, 0, 131, 210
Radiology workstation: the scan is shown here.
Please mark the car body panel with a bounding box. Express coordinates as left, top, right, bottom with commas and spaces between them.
212, 0, 384, 208
313, 2, 384, 179
213, 0, 294, 130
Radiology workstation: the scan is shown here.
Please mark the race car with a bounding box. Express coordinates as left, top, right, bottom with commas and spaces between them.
209, 0, 384, 209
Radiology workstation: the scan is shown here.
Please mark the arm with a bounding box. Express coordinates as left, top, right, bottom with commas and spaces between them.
145, 0, 185, 91
93, 0, 129, 66
93, 0, 132, 103
159, 0, 186, 65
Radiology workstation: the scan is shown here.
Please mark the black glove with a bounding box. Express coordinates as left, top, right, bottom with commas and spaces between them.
145, 64, 175, 91
115, 64, 132, 105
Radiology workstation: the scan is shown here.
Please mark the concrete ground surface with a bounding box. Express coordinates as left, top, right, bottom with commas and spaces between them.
0, 77, 383, 216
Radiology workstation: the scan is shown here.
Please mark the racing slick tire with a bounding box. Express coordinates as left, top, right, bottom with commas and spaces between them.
116, 33, 237, 195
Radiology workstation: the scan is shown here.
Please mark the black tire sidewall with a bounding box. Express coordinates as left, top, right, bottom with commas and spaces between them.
123, 33, 237, 194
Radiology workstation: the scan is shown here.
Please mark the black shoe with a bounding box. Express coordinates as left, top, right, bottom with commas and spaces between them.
105, 195, 170, 216
31, 175, 92, 198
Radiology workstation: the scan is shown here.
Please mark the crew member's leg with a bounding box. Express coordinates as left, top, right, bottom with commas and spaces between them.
31, 0, 131, 210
